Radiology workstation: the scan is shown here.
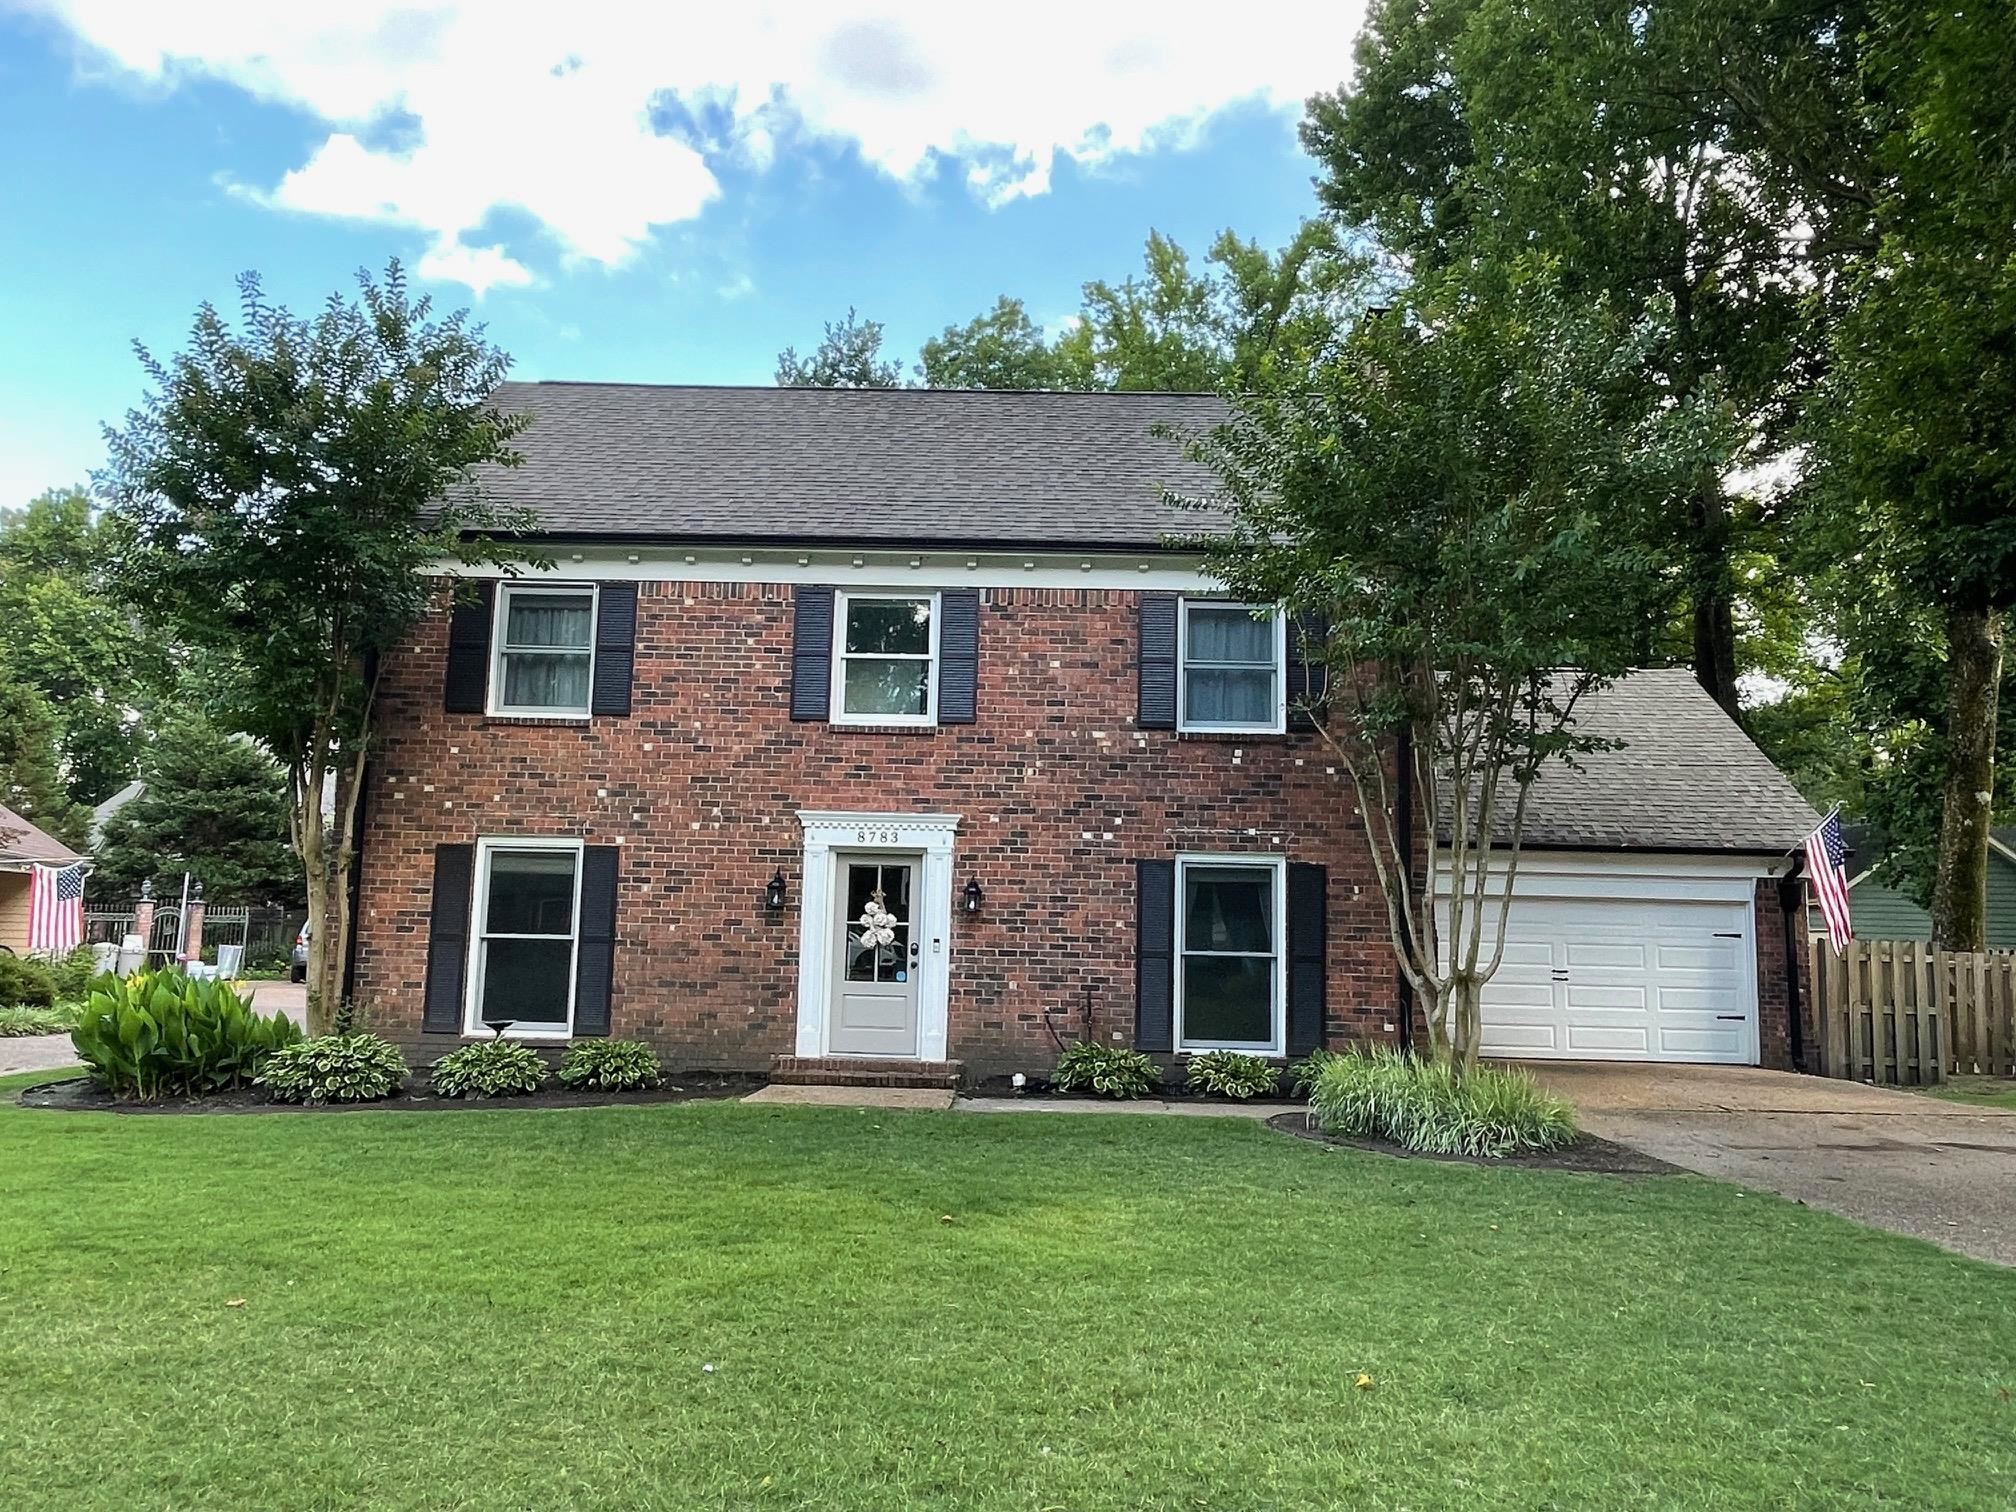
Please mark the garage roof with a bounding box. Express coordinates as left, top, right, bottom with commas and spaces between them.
459, 382, 1231, 549
1447, 668, 1820, 855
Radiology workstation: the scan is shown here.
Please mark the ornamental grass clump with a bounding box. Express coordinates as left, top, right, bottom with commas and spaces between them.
1182, 1050, 1281, 1100
557, 1039, 662, 1092
1307, 1047, 1576, 1158
71, 969, 302, 1100
430, 1039, 548, 1099
258, 1033, 409, 1104
1051, 1042, 1161, 1099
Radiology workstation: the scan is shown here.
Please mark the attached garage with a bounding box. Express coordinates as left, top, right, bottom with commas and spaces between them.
1440, 852, 1774, 1068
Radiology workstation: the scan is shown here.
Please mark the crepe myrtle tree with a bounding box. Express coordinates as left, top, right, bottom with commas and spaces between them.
102, 261, 538, 1031
1174, 265, 1729, 1067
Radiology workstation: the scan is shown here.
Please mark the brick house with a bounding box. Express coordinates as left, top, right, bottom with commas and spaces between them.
349, 383, 1819, 1083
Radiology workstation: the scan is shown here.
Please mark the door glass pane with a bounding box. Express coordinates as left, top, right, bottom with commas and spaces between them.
502, 651, 591, 710
843, 658, 930, 716
506, 594, 593, 649
845, 598, 931, 655
1186, 605, 1273, 663
485, 850, 577, 934
844, 862, 911, 984
1184, 667, 1274, 726
1184, 866, 1273, 953
479, 937, 572, 1026
1182, 956, 1273, 1044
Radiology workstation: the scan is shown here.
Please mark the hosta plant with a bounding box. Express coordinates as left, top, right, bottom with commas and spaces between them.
430, 1039, 548, 1099
1182, 1050, 1281, 1100
558, 1039, 662, 1091
1051, 1041, 1161, 1099
257, 1033, 408, 1104
0, 1004, 78, 1037
71, 969, 301, 1100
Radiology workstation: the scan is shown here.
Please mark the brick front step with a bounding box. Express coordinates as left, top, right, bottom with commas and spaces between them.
770, 1055, 963, 1089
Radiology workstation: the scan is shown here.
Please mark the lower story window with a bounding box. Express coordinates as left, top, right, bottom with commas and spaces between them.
468, 841, 581, 1034
1177, 857, 1283, 1053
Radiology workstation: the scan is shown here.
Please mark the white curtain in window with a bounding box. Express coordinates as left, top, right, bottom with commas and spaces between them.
504, 653, 591, 709
507, 597, 592, 649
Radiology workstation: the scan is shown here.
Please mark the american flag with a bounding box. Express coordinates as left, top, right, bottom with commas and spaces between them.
1805, 811, 1854, 952
27, 862, 86, 955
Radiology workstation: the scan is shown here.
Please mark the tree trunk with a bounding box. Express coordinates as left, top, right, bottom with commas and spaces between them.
1930, 603, 2004, 951
1689, 483, 1743, 722
1447, 972, 1482, 1072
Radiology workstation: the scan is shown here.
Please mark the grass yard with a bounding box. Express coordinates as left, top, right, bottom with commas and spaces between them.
3, 1073, 2013, 1510
1927, 1076, 2016, 1111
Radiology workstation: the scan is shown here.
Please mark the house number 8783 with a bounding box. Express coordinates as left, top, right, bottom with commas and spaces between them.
856, 829, 901, 846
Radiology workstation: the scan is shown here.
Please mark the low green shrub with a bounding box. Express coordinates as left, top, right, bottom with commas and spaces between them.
557, 1039, 662, 1091
1307, 1047, 1577, 1158
1182, 1050, 1281, 1100
430, 1040, 548, 1099
71, 969, 302, 1100
1052, 1041, 1161, 1099
1289, 1047, 1340, 1099
0, 952, 59, 1009
47, 945, 100, 1003
257, 1033, 408, 1104
0, 1004, 77, 1037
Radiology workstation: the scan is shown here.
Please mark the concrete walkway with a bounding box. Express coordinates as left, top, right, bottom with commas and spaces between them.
1531, 1063, 2016, 1267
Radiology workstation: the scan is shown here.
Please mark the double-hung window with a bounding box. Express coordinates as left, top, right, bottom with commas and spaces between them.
467, 839, 582, 1036
832, 591, 938, 725
491, 584, 596, 716
1176, 856, 1285, 1054
1178, 601, 1285, 734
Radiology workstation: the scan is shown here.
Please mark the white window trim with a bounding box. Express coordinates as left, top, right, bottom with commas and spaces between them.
487, 582, 599, 718
830, 589, 941, 728
1177, 600, 1288, 735
463, 835, 585, 1040
1174, 853, 1287, 1056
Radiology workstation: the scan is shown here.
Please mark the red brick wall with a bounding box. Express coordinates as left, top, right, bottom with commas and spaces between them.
1754, 876, 1810, 1070
352, 582, 1403, 1077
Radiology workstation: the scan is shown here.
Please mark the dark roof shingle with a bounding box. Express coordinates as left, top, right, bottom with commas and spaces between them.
1443, 669, 1820, 854
464, 382, 1230, 548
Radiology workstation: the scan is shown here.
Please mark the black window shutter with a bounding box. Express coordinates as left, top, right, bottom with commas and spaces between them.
1138, 594, 1178, 730
791, 586, 836, 721
1287, 612, 1329, 732
590, 583, 638, 716
938, 589, 980, 724
573, 846, 619, 1037
422, 844, 475, 1033
443, 582, 495, 713
1287, 862, 1328, 1055
1135, 859, 1176, 1052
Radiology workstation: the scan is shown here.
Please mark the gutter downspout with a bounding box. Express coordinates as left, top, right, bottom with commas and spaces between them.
1395, 723, 1416, 1058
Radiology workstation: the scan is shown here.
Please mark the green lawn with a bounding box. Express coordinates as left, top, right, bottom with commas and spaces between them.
1928, 1076, 2016, 1111
3, 1072, 2013, 1510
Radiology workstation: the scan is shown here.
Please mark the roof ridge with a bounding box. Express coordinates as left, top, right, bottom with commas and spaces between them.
504, 380, 1223, 399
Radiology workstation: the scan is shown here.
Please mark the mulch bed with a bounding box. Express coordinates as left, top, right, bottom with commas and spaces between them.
18, 1074, 763, 1116
1265, 1112, 1680, 1175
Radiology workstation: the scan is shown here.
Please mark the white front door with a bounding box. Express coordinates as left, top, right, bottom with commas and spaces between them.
1474, 895, 1755, 1063
829, 855, 922, 1057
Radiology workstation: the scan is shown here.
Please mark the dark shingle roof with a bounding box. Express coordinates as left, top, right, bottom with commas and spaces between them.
465, 383, 1231, 548
1443, 669, 1820, 854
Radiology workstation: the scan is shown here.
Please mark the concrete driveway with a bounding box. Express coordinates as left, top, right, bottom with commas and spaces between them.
1531, 1062, 2016, 1266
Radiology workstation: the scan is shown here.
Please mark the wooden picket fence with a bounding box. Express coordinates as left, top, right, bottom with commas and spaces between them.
1808, 938, 2016, 1086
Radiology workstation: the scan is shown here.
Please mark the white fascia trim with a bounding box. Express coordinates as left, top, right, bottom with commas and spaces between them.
430, 543, 1220, 593
1433, 850, 1766, 904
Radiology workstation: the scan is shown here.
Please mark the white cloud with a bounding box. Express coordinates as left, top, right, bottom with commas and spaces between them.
26, 2, 1366, 291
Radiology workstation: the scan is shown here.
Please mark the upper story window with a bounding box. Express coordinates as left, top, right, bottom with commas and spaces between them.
491, 585, 596, 716
1179, 601, 1285, 734
832, 591, 939, 725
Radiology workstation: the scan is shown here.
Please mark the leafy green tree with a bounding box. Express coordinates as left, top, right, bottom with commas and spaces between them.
774, 307, 902, 387
92, 713, 303, 903
1303, 0, 1816, 719
102, 261, 534, 1028
1178, 264, 1726, 1067
916, 297, 1072, 390
0, 487, 163, 803
0, 658, 88, 849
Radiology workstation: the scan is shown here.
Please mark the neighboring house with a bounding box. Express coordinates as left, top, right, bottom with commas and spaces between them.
1818, 824, 2016, 949
0, 802, 87, 953
88, 779, 145, 848
348, 382, 1819, 1080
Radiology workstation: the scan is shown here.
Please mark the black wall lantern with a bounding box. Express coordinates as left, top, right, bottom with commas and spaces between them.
765, 869, 789, 913
962, 876, 985, 915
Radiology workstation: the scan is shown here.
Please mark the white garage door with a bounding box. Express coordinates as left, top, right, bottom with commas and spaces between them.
1474, 895, 1756, 1063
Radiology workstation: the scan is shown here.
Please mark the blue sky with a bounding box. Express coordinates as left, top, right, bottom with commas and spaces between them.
0, 3, 1366, 508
